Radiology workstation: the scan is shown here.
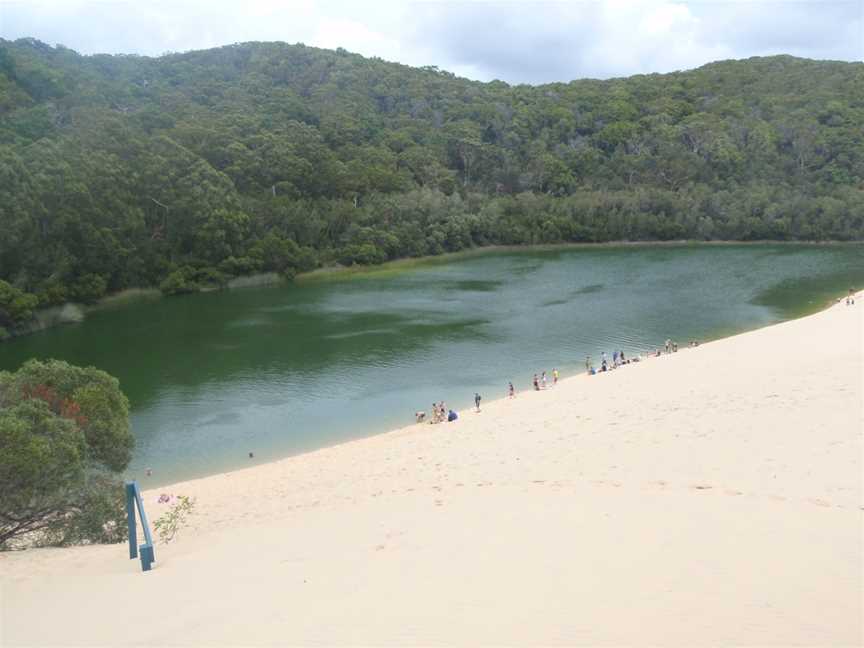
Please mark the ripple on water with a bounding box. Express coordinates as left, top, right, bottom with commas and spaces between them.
541, 298, 569, 307
571, 283, 605, 296
325, 328, 399, 340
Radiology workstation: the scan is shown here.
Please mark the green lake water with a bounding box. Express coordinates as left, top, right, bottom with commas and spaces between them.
1, 244, 862, 486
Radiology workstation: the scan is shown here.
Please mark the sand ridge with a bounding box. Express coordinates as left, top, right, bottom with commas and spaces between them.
1, 293, 862, 646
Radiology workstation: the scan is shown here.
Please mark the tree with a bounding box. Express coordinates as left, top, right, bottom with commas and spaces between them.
0, 359, 133, 548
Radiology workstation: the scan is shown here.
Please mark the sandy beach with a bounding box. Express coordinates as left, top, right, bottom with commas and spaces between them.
1, 293, 861, 647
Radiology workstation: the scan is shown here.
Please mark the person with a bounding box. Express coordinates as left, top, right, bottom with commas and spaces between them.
508, 381, 515, 398
612, 350, 619, 367
585, 355, 591, 372
415, 410, 426, 423
474, 392, 482, 412
848, 288, 856, 305
553, 368, 559, 385
601, 351, 607, 365
448, 409, 458, 422
533, 374, 540, 391
601, 358, 608, 372
541, 371, 547, 389
145, 468, 152, 477
619, 350, 625, 363
248, 452, 254, 458
665, 339, 671, 353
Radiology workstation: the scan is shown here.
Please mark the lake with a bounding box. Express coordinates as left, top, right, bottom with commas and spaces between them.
1, 243, 862, 486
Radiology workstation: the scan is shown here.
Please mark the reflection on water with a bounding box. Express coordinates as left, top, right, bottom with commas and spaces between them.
0, 243, 861, 486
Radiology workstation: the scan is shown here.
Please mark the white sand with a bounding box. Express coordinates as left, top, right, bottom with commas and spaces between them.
2, 294, 862, 646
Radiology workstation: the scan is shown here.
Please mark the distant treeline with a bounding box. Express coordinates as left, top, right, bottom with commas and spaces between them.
0, 39, 862, 333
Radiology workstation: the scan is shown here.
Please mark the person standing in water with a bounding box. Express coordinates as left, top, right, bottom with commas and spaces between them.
508, 382, 515, 398
585, 356, 591, 373
553, 368, 559, 385
474, 392, 482, 412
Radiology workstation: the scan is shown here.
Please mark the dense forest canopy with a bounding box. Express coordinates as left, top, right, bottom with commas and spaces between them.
0, 38, 862, 324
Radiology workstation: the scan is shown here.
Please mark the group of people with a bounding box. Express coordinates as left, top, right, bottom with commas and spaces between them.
585, 350, 635, 374
531, 368, 559, 391
417, 401, 458, 424
415, 335, 718, 422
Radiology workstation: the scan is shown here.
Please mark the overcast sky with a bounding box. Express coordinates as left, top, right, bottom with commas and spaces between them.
0, 0, 861, 83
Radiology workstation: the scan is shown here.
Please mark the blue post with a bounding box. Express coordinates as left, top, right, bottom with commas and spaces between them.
140, 544, 154, 571
125, 480, 156, 571
125, 481, 137, 560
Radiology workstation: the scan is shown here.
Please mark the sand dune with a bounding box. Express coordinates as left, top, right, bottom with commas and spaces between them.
2, 294, 861, 646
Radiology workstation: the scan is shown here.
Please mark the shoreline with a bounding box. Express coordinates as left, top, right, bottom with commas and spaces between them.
134, 286, 854, 491
2, 289, 861, 645
121, 287, 858, 496
5, 240, 861, 344
295, 238, 864, 283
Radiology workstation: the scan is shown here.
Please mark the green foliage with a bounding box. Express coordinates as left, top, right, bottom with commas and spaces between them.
69, 273, 107, 304
0, 359, 133, 548
0, 399, 86, 545
0, 358, 133, 472
0, 280, 38, 328
153, 495, 196, 544
159, 265, 229, 295
0, 39, 861, 313
40, 475, 127, 546
159, 267, 201, 296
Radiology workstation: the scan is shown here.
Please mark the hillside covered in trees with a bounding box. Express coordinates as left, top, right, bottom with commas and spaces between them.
0, 38, 862, 327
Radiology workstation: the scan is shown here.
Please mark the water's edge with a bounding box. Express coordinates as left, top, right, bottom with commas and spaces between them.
6, 240, 861, 342
143, 287, 861, 492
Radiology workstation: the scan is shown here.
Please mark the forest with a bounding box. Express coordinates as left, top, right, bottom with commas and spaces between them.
0, 38, 862, 332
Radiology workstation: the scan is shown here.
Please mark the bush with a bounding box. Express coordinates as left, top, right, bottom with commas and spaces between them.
338, 243, 387, 266
41, 475, 127, 546
159, 267, 201, 296
69, 273, 107, 304
217, 256, 263, 277
0, 359, 133, 549
0, 280, 39, 328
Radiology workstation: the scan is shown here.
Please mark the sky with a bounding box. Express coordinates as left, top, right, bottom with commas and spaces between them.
0, 0, 861, 83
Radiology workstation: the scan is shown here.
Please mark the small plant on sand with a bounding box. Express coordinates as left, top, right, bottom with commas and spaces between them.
153, 495, 195, 544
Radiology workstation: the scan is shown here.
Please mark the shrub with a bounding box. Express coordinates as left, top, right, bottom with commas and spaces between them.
0, 359, 133, 549
159, 267, 201, 295
153, 495, 196, 544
